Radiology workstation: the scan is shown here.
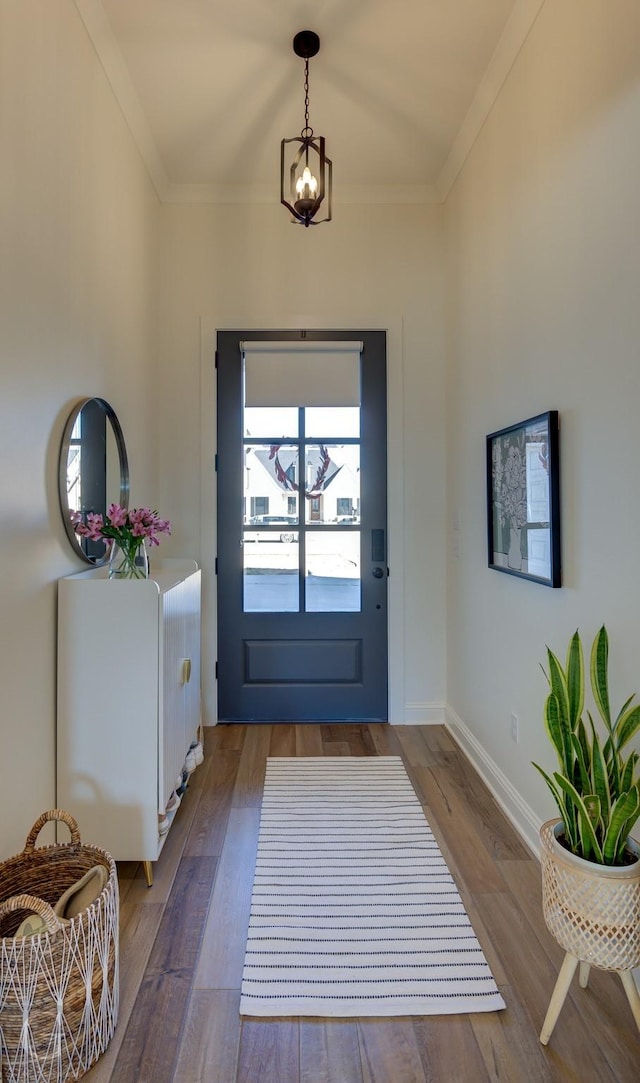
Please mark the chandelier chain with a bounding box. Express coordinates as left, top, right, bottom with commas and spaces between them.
301, 57, 313, 138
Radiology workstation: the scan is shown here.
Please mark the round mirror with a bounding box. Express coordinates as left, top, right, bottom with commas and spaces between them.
59, 397, 130, 564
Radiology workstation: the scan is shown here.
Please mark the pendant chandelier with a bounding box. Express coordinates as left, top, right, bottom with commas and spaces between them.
280, 30, 332, 227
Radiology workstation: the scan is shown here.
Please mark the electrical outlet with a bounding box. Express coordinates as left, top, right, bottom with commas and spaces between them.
511, 713, 520, 743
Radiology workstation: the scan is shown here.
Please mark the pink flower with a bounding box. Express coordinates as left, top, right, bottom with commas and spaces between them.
75, 512, 106, 541
107, 503, 128, 528
71, 503, 171, 553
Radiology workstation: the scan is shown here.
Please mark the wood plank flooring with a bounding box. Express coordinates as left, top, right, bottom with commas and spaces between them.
83, 725, 639, 1082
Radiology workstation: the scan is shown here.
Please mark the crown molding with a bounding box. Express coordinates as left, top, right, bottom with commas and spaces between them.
162, 182, 439, 206
436, 0, 547, 201
337, 184, 440, 206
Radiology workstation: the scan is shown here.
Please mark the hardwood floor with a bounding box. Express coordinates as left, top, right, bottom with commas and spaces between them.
83, 725, 639, 1082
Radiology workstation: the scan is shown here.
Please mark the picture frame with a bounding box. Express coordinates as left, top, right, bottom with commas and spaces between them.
486, 410, 561, 587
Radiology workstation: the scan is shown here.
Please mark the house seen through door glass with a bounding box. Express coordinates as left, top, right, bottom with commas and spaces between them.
242, 406, 361, 614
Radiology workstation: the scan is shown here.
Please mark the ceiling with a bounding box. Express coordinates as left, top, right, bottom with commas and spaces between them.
75, 0, 544, 205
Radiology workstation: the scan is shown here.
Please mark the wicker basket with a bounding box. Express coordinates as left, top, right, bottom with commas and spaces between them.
540, 818, 640, 971
0, 810, 119, 1083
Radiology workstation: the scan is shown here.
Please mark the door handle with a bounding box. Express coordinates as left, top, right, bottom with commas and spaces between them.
372, 566, 384, 579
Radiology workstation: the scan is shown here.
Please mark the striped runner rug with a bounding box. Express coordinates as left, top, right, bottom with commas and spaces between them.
240, 756, 506, 1017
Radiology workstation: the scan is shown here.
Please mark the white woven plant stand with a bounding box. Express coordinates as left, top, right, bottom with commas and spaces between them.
539, 818, 640, 1045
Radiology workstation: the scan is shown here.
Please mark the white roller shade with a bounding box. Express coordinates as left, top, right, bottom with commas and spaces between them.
242, 340, 362, 408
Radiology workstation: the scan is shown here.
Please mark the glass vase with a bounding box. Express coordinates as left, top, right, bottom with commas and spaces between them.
108, 541, 149, 580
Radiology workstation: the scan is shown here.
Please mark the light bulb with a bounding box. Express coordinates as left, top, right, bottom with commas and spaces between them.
295, 166, 318, 198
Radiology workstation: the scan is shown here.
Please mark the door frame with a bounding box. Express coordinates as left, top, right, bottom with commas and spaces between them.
199, 314, 406, 726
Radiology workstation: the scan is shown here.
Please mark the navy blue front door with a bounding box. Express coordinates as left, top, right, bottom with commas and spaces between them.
216, 329, 387, 722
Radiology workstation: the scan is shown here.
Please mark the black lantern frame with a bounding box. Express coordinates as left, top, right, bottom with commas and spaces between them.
280, 134, 332, 227
280, 30, 332, 227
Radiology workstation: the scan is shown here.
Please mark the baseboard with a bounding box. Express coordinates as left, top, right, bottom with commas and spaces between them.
398, 703, 446, 726
445, 706, 542, 861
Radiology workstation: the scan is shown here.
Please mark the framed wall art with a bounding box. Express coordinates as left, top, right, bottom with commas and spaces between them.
486, 410, 561, 587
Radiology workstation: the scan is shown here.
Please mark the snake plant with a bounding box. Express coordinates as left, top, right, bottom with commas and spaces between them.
533, 626, 640, 866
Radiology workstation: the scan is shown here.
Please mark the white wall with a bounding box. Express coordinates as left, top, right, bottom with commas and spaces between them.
155, 202, 447, 727
0, 1, 160, 859
444, 0, 640, 851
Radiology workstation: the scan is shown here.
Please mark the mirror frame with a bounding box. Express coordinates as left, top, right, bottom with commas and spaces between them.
58, 397, 130, 565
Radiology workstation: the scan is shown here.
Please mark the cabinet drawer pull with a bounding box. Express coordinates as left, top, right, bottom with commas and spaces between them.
181, 658, 192, 684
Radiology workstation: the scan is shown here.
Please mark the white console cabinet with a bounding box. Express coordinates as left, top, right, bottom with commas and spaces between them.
57, 559, 201, 882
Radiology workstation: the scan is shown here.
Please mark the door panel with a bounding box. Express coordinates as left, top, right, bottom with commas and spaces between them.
217, 329, 387, 722
244, 638, 362, 683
